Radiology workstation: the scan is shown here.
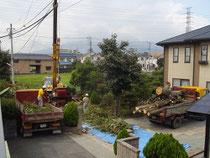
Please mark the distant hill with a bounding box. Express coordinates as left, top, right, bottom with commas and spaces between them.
33, 40, 163, 54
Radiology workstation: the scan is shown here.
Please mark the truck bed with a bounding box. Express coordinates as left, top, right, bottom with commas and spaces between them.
17, 102, 63, 123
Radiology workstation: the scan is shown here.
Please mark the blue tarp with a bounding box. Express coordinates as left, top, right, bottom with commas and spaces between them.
82, 123, 190, 158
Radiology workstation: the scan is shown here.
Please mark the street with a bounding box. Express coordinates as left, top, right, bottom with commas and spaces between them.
125, 116, 205, 151
7, 132, 95, 158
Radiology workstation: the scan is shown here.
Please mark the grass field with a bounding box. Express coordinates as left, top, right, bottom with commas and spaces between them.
14, 73, 72, 89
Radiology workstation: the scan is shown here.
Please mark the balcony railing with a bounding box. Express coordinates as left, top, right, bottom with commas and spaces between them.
198, 60, 208, 65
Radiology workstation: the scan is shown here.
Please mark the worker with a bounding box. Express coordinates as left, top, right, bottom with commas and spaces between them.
83, 93, 89, 112
37, 86, 46, 107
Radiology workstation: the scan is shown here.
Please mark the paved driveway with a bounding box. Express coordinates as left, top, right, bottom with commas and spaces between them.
8, 132, 95, 158
125, 116, 205, 150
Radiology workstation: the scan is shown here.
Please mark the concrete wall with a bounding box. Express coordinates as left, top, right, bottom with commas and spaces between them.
117, 133, 140, 158
167, 44, 194, 86
199, 41, 210, 87
14, 60, 52, 74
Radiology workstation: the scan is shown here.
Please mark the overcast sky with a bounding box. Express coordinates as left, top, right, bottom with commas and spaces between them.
0, 0, 210, 54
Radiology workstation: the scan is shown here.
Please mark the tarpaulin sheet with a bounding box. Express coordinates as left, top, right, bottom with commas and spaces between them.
82, 124, 190, 158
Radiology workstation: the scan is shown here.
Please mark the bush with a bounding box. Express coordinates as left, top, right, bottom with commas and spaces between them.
100, 93, 115, 107
1, 97, 18, 120
64, 102, 79, 126
90, 91, 101, 104
113, 128, 129, 155
143, 133, 188, 158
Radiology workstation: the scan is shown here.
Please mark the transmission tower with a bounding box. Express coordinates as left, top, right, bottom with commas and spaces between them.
186, 7, 192, 33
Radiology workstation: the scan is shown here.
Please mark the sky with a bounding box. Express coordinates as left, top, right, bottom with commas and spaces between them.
0, 0, 210, 54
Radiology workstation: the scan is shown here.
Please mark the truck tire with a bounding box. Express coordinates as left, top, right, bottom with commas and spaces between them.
172, 116, 182, 129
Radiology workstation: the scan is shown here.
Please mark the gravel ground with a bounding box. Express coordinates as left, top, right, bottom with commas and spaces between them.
125, 116, 205, 153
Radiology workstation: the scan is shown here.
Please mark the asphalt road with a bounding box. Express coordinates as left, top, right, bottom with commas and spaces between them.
8, 132, 95, 158
125, 116, 205, 151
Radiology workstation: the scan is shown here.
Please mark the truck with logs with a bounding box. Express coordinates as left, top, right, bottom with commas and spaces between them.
133, 83, 209, 128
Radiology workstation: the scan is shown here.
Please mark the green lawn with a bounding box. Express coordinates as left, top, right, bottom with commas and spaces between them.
14, 73, 72, 89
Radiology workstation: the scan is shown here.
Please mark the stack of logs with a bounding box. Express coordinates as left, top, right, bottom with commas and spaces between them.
133, 83, 187, 116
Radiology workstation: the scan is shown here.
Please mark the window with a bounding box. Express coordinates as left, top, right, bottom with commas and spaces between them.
185, 47, 191, 63
201, 45, 208, 62
35, 60, 41, 63
14, 60, 19, 63
45, 66, 51, 71
206, 82, 210, 90
141, 57, 144, 61
173, 48, 179, 63
172, 78, 190, 87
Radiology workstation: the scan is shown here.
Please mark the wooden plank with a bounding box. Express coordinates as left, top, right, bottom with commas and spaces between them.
187, 147, 204, 158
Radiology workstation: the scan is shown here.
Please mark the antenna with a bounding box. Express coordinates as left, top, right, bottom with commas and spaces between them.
186, 7, 192, 33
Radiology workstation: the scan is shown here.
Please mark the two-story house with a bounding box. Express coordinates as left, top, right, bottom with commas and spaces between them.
157, 25, 210, 89
138, 52, 163, 72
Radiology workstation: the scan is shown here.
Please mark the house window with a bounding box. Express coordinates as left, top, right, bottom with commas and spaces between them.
206, 82, 210, 90
185, 47, 191, 63
141, 58, 144, 61
172, 78, 190, 87
14, 60, 19, 63
35, 60, 41, 63
201, 45, 208, 62
173, 48, 179, 63
45, 66, 51, 71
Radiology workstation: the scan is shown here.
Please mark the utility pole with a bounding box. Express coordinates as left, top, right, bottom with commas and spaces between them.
87, 37, 93, 60
8, 24, 15, 85
52, 0, 58, 88
148, 41, 151, 54
186, 7, 192, 33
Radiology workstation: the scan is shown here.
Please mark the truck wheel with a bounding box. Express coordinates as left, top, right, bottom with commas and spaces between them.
172, 117, 182, 129
149, 119, 157, 124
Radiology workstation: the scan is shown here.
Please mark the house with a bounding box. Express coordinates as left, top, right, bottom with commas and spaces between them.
157, 25, 210, 89
138, 52, 163, 72
138, 52, 148, 71
79, 53, 102, 63
13, 53, 52, 74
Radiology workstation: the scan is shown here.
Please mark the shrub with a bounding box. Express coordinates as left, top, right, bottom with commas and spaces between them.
143, 133, 188, 158
64, 102, 79, 126
1, 97, 18, 120
97, 84, 109, 96
113, 128, 129, 155
100, 93, 115, 107
90, 91, 101, 104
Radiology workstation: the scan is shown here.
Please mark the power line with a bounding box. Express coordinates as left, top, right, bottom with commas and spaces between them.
0, 8, 53, 39
23, 0, 34, 26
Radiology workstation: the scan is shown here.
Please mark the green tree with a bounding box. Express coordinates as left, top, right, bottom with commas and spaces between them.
98, 34, 141, 114
0, 51, 10, 81
113, 128, 129, 155
157, 58, 164, 68
143, 133, 188, 158
70, 58, 104, 94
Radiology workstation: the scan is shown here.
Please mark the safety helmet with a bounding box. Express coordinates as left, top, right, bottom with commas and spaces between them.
42, 85, 47, 89
85, 93, 89, 97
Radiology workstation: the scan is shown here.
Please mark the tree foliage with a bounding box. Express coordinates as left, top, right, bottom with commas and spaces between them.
98, 34, 141, 114
69, 58, 104, 94
157, 58, 164, 68
90, 91, 101, 104
64, 102, 79, 126
0, 51, 10, 81
113, 128, 129, 155
143, 133, 188, 158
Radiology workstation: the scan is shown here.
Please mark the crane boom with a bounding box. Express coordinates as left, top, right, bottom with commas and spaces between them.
52, 0, 58, 88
